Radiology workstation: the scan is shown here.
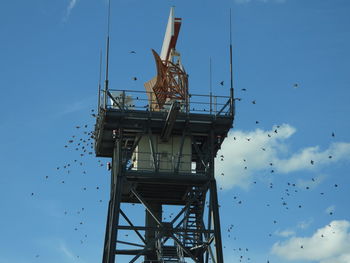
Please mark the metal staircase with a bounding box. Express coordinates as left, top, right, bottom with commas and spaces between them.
160, 245, 182, 263
155, 230, 184, 263
183, 187, 205, 249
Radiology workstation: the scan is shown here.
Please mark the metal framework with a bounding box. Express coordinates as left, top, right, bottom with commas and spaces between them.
144, 49, 188, 111
144, 7, 187, 112
94, 6, 235, 263
94, 89, 234, 263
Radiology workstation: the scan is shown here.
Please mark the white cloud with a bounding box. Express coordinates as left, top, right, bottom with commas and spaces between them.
271, 220, 350, 262
275, 229, 295, 238
297, 219, 314, 230
296, 174, 327, 190
215, 124, 350, 190
215, 124, 295, 189
275, 219, 314, 238
63, 0, 79, 21
274, 142, 350, 174
321, 253, 350, 263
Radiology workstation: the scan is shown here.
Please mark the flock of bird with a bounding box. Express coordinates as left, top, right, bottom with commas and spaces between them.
28, 50, 345, 263
214, 85, 341, 262
29, 109, 110, 260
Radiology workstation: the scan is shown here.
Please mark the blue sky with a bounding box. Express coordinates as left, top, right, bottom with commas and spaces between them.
1, 0, 350, 263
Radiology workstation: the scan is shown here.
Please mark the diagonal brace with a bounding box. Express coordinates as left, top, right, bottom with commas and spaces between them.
120, 209, 146, 244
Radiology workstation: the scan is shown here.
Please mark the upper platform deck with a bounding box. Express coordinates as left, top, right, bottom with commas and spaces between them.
94, 89, 234, 158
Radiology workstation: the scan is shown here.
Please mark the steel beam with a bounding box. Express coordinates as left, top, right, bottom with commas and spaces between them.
175, 126, 187, 173
120, 209, 146, 244
147, 128, 159, 172
102, 129, 124, 263
161, 101, 180, 141
209, 130, 224, 263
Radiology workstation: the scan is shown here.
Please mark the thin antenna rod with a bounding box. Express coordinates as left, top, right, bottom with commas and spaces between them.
98, 50, 102, 110
209, 57, 212, 94
99, 50, 103, 86
104, 0, 111, 107
229, 8, 235, 115
107, 0, 111, 37
209, 57, 212, 114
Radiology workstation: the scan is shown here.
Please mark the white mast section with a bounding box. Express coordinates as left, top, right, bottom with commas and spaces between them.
160, 7, 175, 62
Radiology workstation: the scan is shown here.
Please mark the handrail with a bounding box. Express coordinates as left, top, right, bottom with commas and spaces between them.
99, 88, 233, 117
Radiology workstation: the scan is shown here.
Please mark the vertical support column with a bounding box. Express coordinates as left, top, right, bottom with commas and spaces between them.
205, 190, 212, 263
229, 9, 235, 118
175, 129, 187, 173
145, 203, 162, 261
102, 129, 124, 263
209, 130, 224, 263
148, 129, 159, 172
210, 181, 224, 263
196, 189, 205, 263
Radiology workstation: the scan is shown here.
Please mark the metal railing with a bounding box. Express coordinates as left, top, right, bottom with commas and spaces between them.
98, 89, 234, 117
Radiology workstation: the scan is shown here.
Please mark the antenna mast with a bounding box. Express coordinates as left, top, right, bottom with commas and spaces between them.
229, 8, 235, 115
104, 0, 111, 107
209, 57, 212, 114
98, 49, 102, 110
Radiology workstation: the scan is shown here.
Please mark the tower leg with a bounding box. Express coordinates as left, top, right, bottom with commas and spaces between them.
145, 202, 162, 261
210, 180, 224, 263
209, 129, 224, 263
102, 130, 124, 263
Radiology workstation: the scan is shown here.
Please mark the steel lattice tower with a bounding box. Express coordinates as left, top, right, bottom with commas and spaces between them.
94, 7, 234, 263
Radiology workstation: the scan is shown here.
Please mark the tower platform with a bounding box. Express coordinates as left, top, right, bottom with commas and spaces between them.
94, 89, 234, 263
94, 89, 233, 158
